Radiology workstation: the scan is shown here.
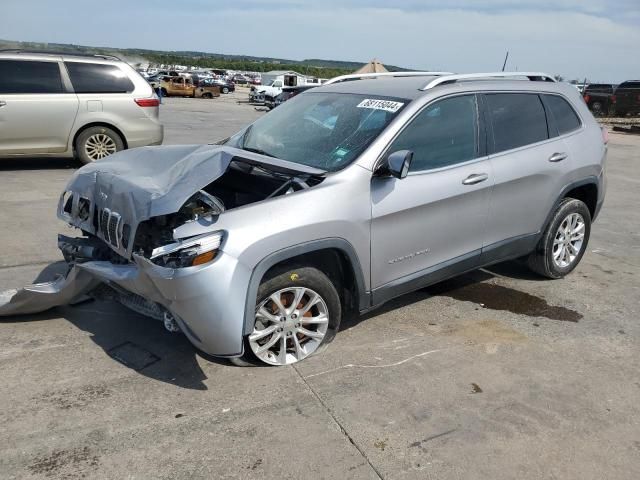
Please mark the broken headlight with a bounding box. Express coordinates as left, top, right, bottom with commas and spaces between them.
180, 190, 225, 221
150, 231, 224, 268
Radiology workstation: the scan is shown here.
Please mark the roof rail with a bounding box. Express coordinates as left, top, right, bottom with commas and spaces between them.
0, 49, 121, 61
420, 72, 556, 90
325, 71, 454, 85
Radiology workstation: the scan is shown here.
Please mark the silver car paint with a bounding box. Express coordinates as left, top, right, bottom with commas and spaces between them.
0, 76, 606, 358
0, 53, 163, 157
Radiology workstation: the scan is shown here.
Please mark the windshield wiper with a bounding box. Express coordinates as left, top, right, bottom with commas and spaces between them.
242, 146, 276, 158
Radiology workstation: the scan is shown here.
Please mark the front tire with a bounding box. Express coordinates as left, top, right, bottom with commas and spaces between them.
222, 87, 229, 94
230, 267, 341, 366
75, 126, 124, 164
527, 198, 591, 279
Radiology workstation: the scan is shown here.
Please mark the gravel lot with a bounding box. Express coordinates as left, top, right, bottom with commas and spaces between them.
1, 92, 639, 480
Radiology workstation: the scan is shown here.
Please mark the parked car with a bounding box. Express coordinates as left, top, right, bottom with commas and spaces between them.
0, 72, 607, 367
0, 50, 163, 164
159, 76, 220, 98
265, 85, 317, 109
200, 78, 235, 94
250, 79, 284, 103
613, 80, 640, 116
232, 74, 250, 85
583, 84, 616, 116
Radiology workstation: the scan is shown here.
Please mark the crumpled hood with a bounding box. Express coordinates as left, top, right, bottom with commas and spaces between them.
59, 144, 324, 257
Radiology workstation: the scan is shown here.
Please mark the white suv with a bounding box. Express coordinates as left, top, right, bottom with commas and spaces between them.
0, 50, 163, 163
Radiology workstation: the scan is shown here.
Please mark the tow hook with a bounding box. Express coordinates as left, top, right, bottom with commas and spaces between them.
163, 311, 181, 333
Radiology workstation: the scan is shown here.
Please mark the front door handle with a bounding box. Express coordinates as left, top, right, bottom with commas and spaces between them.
0, 101, 6, 107
462, 173, 489, 185
549, 152, 568, 162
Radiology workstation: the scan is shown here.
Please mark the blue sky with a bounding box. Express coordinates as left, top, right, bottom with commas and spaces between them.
2, 0, 639, 82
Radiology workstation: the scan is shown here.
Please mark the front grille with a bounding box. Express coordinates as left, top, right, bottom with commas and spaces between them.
100, 210, 109, 233
98, 208, 122, 248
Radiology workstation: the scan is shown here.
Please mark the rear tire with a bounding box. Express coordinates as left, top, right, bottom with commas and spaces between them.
75, 126, 124, 164
222, 87, 229, 94
202, 92, 213, 99
230, 267, 341, 366
527, 198, 591, 279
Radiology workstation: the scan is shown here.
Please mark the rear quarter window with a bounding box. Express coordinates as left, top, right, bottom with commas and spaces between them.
65, 62, 134, 93
485, 93, 548, 153
0, 60, 64, 94
542, 94, 581, 136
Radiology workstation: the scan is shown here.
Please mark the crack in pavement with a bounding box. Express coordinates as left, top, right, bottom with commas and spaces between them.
292, 364, 385, 480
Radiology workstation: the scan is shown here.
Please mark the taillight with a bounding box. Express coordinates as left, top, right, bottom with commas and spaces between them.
135, 98, 160, 107
601, 126, 609, 145
610, 95, 616, 104
583, 94, 590, 103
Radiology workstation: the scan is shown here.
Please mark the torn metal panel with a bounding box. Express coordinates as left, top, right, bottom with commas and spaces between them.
0, 266, 100, 316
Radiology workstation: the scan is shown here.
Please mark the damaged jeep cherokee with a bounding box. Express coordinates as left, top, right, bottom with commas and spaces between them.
0, 72, 607, 366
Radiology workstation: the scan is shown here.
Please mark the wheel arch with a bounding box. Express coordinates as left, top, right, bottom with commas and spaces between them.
538, 177, 599, 245
242, 238, 370, 335
72, 122, 128, 152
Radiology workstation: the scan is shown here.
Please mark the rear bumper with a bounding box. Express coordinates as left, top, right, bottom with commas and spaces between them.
0, 236, 250, 357
125, 120, 164, 148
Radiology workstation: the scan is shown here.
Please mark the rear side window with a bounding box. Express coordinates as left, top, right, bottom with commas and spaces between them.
65, 62, 134, 93
485, 93, 548, 153
0, 60, 64, 94
543, 95, 581, 136
389, 94, 479, 172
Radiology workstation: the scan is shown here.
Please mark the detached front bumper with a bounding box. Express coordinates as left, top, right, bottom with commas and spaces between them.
0, 235, 251, 357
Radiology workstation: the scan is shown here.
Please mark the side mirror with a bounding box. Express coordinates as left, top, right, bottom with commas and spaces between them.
384, 150, 413, 179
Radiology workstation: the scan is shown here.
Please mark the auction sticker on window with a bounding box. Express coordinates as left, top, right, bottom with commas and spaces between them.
357, 99, 404, 113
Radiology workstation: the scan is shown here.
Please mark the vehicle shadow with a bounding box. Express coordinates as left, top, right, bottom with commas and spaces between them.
341, 259, 538, 330
2, 262, 217, 390
0, 156, 79, 171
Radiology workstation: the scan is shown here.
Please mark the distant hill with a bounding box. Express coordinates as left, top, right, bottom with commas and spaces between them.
0, 39, 413, 77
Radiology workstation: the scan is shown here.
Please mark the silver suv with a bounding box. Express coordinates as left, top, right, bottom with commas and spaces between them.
0, 72, 607, 366
0, 50, 163, 163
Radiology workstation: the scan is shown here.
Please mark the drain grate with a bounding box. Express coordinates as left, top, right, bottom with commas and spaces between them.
107, 342, 160, 371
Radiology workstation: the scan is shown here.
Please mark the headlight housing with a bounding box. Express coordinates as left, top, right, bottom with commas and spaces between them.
150, 231, 224, 268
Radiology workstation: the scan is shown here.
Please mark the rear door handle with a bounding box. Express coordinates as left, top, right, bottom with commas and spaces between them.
0, 101, 6, 107
462, 173, 489, 185
549, 152, 568, 162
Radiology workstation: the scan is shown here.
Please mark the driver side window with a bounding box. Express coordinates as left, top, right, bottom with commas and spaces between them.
389, 95, 480, 172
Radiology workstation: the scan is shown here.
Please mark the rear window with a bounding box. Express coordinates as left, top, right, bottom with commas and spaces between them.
543, 95, 581, 136
618, 82, 640, 90
0, 60, 64, 94
65, 62, 134, 93
485, 93, 548, 153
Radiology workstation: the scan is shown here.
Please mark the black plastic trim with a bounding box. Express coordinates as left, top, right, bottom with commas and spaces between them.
243, 238, 370, 335
371, 249, 481, 307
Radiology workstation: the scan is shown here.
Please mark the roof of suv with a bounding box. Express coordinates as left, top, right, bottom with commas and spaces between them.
315, 72, 575, 102
0, 49, 122, 64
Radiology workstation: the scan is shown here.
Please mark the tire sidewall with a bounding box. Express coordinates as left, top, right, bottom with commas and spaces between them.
75, 126, 124, 164
541, 199, 591, 278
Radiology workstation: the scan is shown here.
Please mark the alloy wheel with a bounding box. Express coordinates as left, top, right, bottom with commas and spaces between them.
249, 287, 329, 365
85, 133, 117, 160
552, 213, 585, 268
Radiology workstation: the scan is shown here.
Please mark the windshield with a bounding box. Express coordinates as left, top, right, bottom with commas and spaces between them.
239, 92, 407, 171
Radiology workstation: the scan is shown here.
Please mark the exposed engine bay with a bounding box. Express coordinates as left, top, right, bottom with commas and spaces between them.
132, 159, 320, 258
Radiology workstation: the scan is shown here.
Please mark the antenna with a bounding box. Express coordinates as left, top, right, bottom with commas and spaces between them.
501, 51, 509, 72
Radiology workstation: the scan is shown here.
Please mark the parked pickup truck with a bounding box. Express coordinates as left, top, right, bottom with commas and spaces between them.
160, 76, 220, 98
583, 84, 616, 116
613, 81, 640, 117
